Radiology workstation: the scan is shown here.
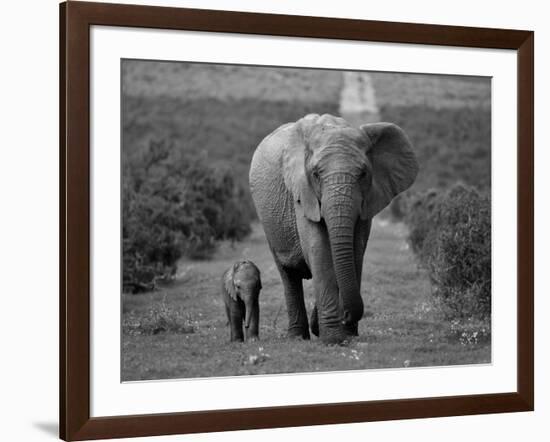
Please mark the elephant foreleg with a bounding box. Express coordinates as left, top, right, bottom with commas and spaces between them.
310, 305, 319, 337
308, 226, 349, 344
278, 265, 310, 339
312, 268, 344, 344
245, 298, 260, 341
310, 260, 348, 337
228, 302, 245, 342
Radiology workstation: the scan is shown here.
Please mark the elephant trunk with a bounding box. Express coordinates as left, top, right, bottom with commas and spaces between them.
324, 183, 364, 325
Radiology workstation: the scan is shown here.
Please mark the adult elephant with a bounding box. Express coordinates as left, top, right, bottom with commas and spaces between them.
249, 114, 418, 344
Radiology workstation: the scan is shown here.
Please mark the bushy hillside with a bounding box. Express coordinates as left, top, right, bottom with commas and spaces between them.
123, 60, 343, 102
371, 72, 491, 192
122, 61, 343, 193
373, 73, 492, 329
121, 61, 343, 290
381, 104, 491, 191
370, 72, 491, 109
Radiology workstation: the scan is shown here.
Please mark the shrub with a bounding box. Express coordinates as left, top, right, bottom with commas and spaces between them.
405, 184, 491, 320
122, 139, 251, 293
403, 189, 441, 256
122, 300, 195, 335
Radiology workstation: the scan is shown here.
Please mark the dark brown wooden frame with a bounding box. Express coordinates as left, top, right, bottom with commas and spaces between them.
60, 1, 534, 440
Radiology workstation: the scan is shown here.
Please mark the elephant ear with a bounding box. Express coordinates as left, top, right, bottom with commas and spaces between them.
224, 264, 238, 302
281, 118, 321, 222
360, 123, 418, 219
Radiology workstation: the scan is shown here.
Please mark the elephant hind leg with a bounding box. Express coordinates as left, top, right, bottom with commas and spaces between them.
278, 265, 310, 340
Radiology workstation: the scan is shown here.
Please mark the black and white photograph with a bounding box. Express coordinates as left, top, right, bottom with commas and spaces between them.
121, 60, 491, 381
3, 0, 546, 439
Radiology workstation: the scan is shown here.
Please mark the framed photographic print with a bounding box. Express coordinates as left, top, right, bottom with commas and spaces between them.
60, 1, 534, 440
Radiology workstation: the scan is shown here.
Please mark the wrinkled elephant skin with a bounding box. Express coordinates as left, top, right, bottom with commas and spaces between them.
249, 114, 418, 344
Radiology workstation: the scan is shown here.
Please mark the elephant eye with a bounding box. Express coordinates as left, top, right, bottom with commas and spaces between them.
312, 170, 320, 180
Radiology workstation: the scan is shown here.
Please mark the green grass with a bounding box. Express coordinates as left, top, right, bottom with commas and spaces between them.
122, 220, 491, 381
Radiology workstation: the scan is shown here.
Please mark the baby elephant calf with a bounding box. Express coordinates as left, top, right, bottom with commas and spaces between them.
222, 260, 262, 342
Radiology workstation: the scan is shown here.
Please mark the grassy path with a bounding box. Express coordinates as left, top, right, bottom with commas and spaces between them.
122, 221, 490, 381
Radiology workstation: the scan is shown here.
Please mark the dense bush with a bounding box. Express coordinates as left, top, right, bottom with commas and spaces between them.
404, 185, 491, 320
400, 189, 440, 256
122, 96, 340, 217
122, 139, 251, 293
